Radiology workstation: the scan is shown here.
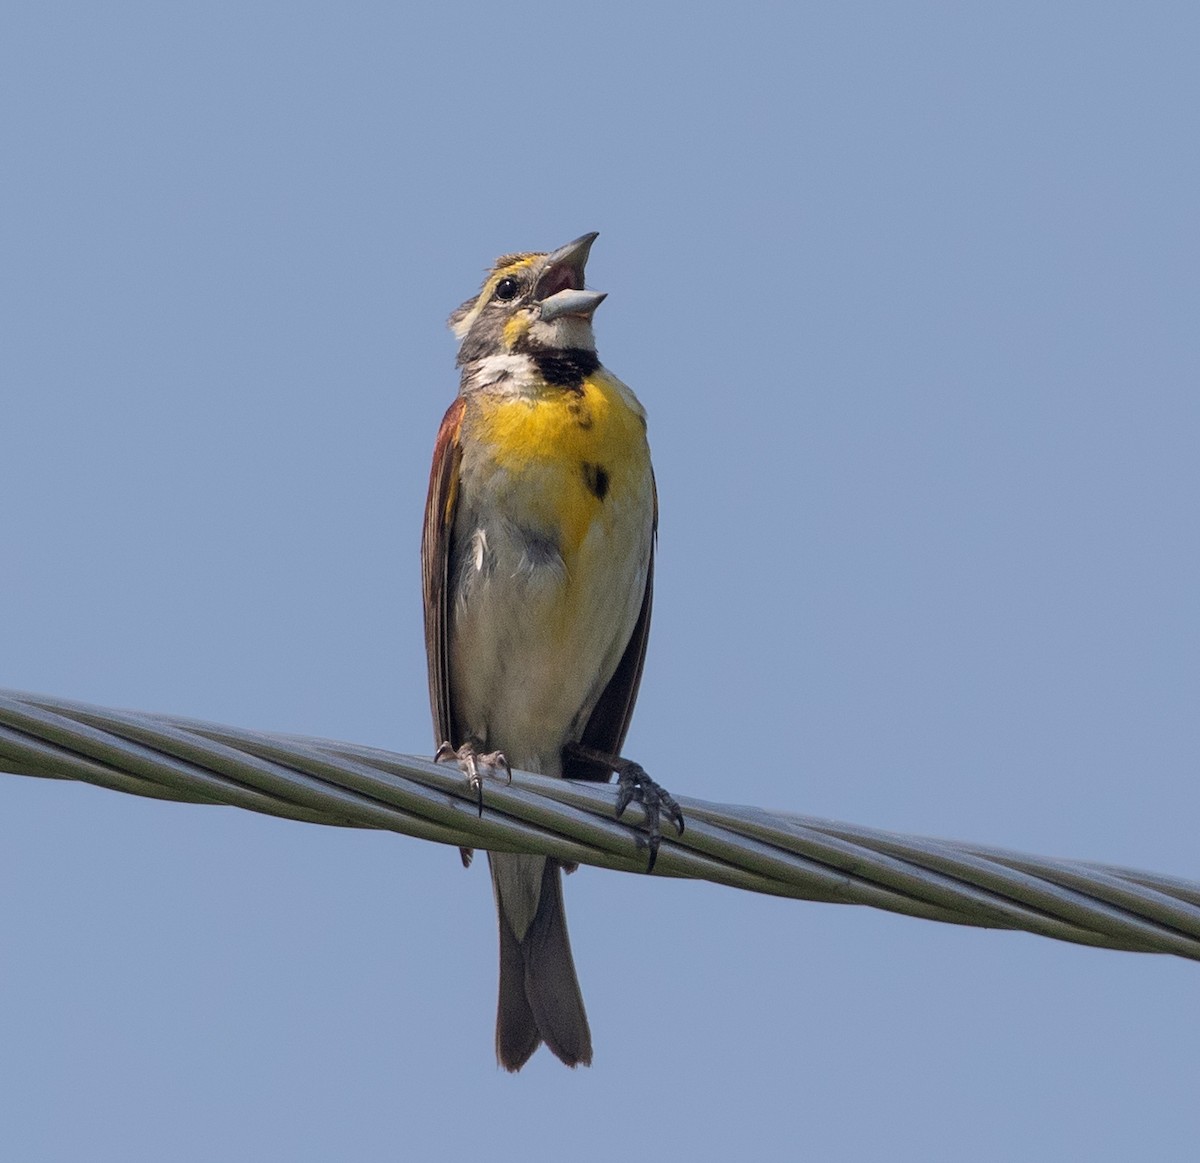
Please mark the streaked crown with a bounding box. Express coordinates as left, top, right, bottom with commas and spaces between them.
449, 233, 607, 367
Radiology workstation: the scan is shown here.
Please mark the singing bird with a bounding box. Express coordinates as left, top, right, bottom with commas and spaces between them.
422, 233, 683, 1070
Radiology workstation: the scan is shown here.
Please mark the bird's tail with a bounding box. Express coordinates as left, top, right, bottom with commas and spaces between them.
488, 852, 592, 1071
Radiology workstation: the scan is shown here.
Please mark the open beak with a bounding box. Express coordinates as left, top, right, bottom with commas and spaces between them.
537, 232, 607, 321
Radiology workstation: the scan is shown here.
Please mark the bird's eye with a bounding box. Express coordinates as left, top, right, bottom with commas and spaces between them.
494, 277, 521, 302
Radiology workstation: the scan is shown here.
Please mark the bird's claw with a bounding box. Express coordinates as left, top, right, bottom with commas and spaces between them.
614, 762, 685, 873
435, 740, 511, 817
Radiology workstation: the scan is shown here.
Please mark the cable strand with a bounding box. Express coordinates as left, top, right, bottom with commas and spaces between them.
1, 689, 1197, 962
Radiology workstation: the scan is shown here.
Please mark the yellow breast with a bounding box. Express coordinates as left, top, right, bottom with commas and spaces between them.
463, 369, 651, 561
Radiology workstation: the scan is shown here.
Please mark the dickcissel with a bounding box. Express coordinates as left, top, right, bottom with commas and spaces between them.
422, 232, 683, 1071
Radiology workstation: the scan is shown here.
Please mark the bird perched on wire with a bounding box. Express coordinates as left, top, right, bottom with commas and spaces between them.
422, 232, 684, 1071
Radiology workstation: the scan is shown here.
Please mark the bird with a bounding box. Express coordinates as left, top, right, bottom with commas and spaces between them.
421, 232, 683, 1071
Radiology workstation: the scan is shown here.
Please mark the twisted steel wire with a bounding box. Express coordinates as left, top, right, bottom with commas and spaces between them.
1, 688, 1198, 961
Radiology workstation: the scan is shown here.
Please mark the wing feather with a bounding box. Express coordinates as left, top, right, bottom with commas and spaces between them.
563, 473, 658, 781
422, 395, 467, 750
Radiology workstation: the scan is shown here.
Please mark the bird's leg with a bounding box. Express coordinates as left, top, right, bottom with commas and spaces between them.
564, 742, 684, 872
434, 738, 512, 818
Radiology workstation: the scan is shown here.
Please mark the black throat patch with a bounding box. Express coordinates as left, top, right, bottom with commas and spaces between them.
533, 348, 600, 389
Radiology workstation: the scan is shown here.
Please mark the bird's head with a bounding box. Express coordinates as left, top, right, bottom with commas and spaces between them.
449, 232, 606, 366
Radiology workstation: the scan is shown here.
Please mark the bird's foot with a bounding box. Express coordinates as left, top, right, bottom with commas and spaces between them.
565, 743, 684, 872
434, 740, 512, 818
615, 762, 685, 872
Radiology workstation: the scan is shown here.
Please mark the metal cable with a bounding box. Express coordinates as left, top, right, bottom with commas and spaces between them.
1, 688, 1198, 961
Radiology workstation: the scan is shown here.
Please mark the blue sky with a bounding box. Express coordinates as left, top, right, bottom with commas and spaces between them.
2, 3, 1198, 1158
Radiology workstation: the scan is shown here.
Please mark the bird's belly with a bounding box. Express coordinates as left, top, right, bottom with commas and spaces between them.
449, 499, 650, 775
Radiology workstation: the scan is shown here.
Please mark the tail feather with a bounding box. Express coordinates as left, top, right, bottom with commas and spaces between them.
490, 855, 592, 1071
495, 906, 542, 1071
